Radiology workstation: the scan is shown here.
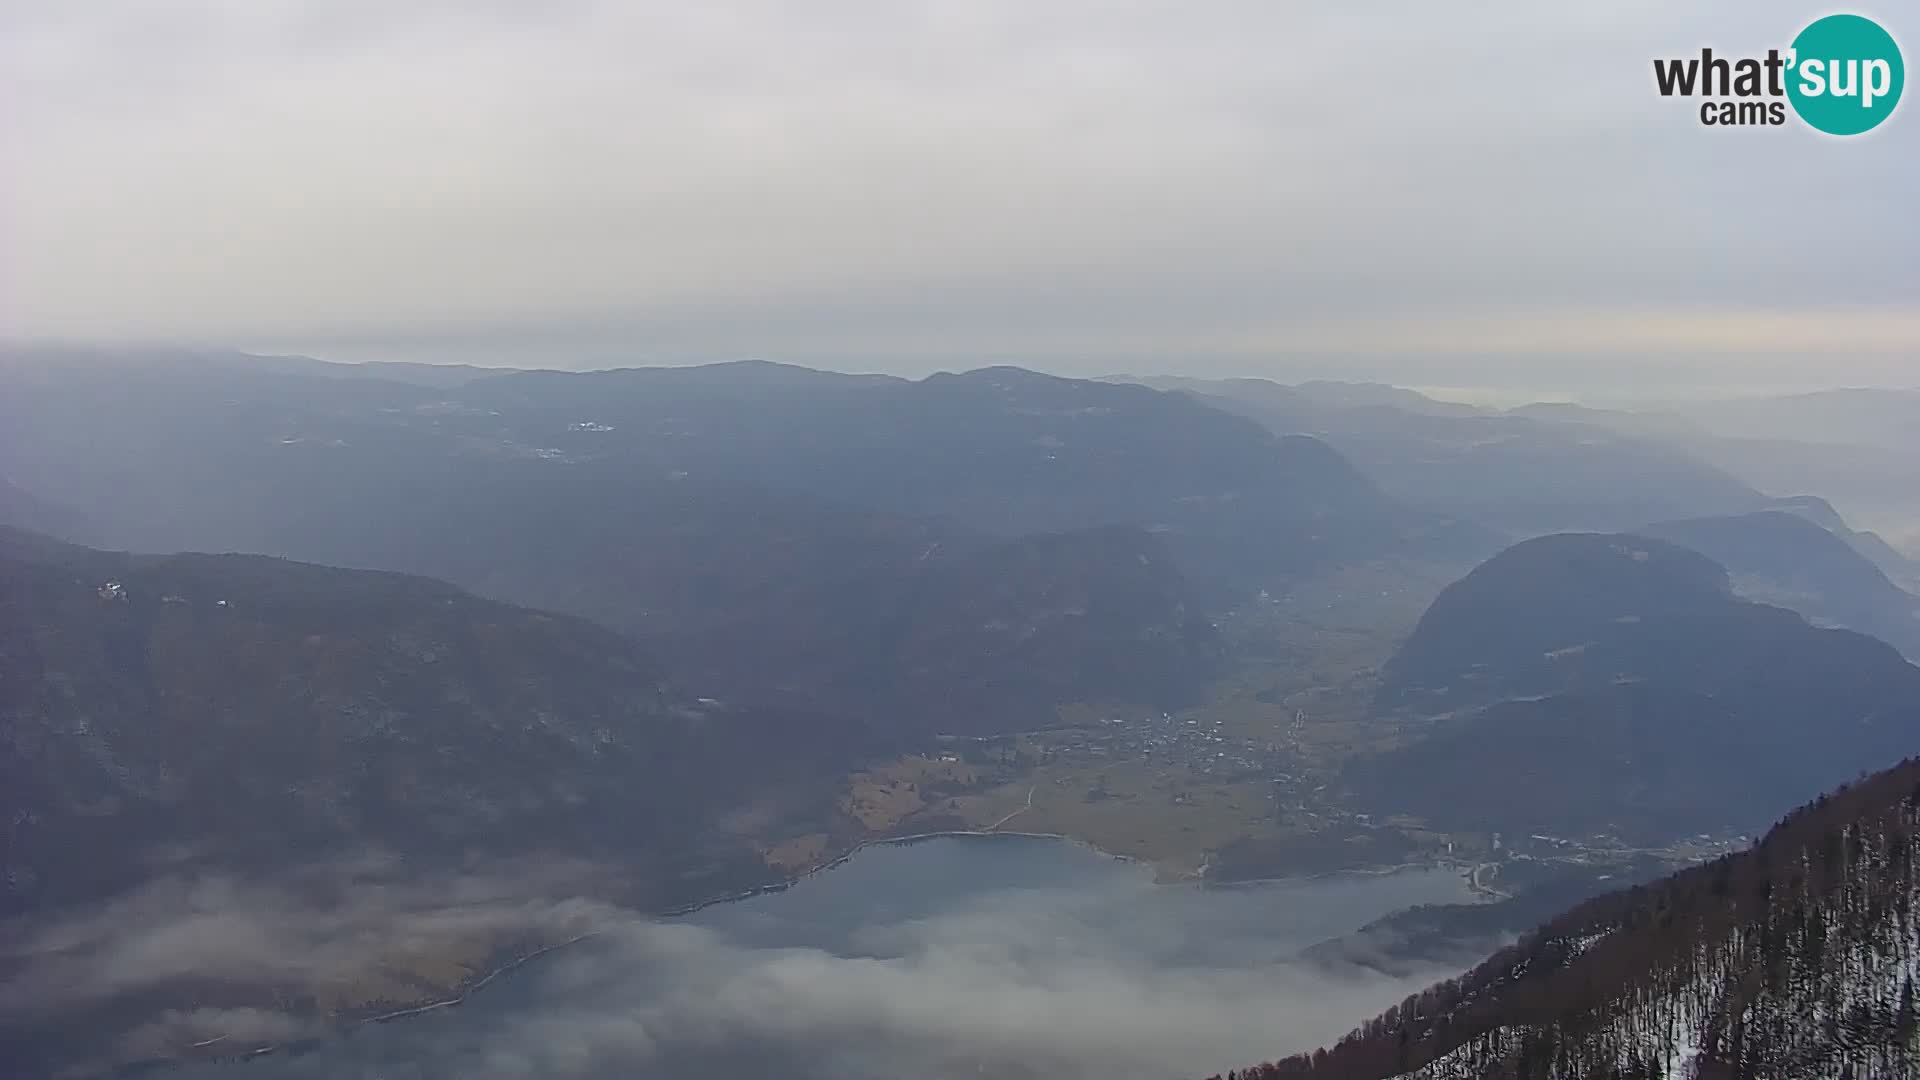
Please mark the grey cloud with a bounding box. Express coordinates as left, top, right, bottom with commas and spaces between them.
0, 854, 615, 1021
2, 852, 1480, 1079
1, 2, 1912, 388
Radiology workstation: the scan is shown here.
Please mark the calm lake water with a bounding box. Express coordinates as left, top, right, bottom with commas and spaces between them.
160, 836, 1482, 1080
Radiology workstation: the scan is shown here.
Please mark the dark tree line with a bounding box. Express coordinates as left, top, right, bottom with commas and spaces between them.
1209, 757, 1920, 1080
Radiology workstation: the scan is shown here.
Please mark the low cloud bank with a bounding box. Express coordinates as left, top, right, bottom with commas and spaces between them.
4, 851, 1481, 1079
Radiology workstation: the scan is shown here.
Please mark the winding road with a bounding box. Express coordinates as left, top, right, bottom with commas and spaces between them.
986, 786, 1036, 831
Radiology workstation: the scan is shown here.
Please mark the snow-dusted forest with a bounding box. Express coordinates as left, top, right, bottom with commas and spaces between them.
1217, 757, 1920, 1080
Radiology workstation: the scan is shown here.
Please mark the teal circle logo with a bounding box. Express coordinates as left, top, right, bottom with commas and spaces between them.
1787, 14, 1904, 135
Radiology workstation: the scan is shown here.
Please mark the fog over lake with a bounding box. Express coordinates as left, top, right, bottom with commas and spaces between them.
154, 837, 1482, 1080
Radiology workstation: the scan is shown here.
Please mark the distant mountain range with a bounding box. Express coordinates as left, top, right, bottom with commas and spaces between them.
1119, 375, 1768, 536
1496, 384, 1920, 558
0, 476, 90, 539
0, 352, 1488, 733
1117, 374, 1920, 575
1217, 754, 1920, 1080
1639, 510, 1920, 661
0, 353, 1492, 589
1759, 493, 1920, 594
426, 361, 1489, 591
1355, 532, 1920, 840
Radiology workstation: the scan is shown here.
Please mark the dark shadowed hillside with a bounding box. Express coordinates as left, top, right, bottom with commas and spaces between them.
1376, 533, 1735, 711
237, 463, 1222, 733
1215, 756, 1920, 1080
1356, 533, 1920, 840
0, 358, 1252, 735
654, 522, 1225, 735
0, 526, 875, 918
0, 476, 90, 538
855, 525, 1225, 734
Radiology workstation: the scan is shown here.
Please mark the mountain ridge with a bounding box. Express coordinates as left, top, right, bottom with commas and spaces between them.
1639, 510, 1920, 660
1356, 532, 1920, 841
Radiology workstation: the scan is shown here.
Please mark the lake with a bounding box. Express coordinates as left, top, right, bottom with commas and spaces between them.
159, 836, 1482, 1080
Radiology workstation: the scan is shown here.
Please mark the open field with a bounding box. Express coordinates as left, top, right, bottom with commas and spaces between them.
795, 564, 1469, 880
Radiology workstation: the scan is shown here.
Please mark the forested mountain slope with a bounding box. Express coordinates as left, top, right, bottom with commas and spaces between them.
1215, 757, 1920, 1080
0, 355, 1463, 733
1354, 533, 1920, 840
0, 527, 871, 917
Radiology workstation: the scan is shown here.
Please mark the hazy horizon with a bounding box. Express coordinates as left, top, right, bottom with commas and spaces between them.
5, 2, 1913, 397
5, 339, 1917, 412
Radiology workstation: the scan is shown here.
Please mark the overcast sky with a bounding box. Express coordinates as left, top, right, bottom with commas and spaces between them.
2, 1, 1913, 397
